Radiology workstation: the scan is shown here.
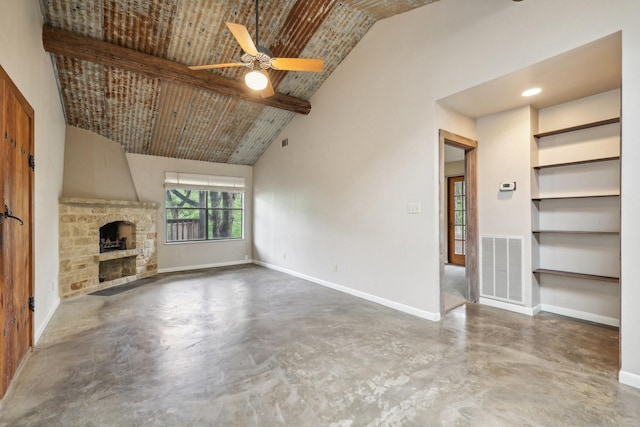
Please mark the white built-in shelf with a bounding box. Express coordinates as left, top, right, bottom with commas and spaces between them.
533, 268, 619, 284
531, 111, 621, 327
532, 194, 619, 202
532, 230, 619, 235
533, 156, 620, 170
533, 117, 620, 139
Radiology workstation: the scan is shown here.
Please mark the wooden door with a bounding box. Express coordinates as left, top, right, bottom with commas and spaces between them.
448, 175, 466, 266
0, 66, 34, 399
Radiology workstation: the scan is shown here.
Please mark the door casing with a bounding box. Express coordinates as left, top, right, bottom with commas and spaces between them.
439, 129, 478, 315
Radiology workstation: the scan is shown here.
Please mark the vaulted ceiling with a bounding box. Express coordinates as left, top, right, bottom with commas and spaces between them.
40, 0, 438, 165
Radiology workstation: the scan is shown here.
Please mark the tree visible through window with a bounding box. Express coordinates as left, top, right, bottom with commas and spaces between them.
165, 189, 243, 242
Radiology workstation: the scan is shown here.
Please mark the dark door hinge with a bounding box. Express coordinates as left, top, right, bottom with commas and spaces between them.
28, 154, 35, 171
28, 296, 35, 312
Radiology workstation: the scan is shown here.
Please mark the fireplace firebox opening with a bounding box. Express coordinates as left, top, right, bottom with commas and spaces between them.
99, 221, 135, 253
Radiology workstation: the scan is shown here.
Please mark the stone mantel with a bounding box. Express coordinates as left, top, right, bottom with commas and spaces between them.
59, 197, 159, 210
58, 198, 159, 299
93, 248, 141, 262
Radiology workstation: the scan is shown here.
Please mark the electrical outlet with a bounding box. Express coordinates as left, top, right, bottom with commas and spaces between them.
333, 264, 338, 273
283, 253, 287, 260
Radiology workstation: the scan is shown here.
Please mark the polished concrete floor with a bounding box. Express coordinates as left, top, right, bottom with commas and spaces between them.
443, 264, 467, 312
1, 264, 639, 426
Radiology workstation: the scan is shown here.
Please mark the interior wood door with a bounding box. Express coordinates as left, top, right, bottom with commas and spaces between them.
448, 175, 466, 266
0, 66, 34, 399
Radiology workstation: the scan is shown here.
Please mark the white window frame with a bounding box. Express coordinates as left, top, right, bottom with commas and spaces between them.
164, 172, 245, 243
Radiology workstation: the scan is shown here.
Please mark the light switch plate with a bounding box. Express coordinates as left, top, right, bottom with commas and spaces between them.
407, 202, 421, 214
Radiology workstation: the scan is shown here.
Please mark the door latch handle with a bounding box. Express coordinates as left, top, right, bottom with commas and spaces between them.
0, 204, 24, 226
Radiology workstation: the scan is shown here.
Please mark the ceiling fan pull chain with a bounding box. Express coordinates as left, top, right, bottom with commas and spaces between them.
255, 0, 259, 49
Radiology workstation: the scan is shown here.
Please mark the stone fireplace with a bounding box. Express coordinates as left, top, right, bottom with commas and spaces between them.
59, 198, 159, 299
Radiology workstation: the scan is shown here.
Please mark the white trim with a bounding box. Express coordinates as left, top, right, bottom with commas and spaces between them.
164, 172, 245, 191
479, 297, 540, 316
254, 261, 441, 322
479, 298, 620, 327
540, 303, 620, 327
164, 238, 246, 246
34, 296, 60, 344
158, 259, 251, 274
619, 370, 640, 390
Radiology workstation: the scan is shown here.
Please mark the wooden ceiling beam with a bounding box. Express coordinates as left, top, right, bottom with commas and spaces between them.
42, 25, 311, 115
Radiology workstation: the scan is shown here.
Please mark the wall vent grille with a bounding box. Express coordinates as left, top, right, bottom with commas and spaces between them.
480, 236, 523, 304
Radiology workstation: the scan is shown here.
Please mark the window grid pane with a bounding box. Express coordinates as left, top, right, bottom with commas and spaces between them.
166, 189, 243, 242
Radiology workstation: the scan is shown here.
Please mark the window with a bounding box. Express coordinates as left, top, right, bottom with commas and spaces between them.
164, 173, 245, 243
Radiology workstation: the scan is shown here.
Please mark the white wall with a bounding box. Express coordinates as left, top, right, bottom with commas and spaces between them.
63, 126, 139, 201
0, 1, 66, 342
436, 104, 477, 142
444, 161, 463, 177
538, 90, 621, 133
126, 154, 252, 272
619, 11, 640, 387
253, 0, 640, 388
477, 106, 534, 307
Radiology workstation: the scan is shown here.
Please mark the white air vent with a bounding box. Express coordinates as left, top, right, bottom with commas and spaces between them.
480, 236, 523, 304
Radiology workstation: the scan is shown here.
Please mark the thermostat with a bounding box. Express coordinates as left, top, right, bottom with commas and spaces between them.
499, 182, 516, 191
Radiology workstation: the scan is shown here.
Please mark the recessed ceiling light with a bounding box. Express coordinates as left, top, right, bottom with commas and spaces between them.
522, 87, 542, 97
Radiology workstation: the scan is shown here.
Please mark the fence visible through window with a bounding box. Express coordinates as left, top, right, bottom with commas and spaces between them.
165, 189, 243, 242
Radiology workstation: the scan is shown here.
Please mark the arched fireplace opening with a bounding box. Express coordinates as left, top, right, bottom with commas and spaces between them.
99, 221, 135, 253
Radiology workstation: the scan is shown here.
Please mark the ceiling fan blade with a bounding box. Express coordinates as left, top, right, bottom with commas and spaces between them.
188, 62, 245, 71
226, 22, 258, 57
271, 58, 324, 72
260, 69, 275, 98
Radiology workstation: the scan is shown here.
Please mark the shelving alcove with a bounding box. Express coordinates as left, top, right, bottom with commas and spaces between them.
531, 117, 621, 323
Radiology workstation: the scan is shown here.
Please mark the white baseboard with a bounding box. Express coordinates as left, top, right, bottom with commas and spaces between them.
479, 297, 539, 316
254, 261, 441, 322
158, 259, 252, 274
479, 299, 620, 327
540, 304, 620, 327
619, 370, 640, 390
34, 296, 60, 344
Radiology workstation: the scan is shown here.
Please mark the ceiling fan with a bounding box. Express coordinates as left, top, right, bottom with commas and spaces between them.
188, 0, 324, 98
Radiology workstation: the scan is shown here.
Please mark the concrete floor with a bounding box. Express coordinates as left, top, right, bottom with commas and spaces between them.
1, 265, 639, 426
444, 264, 467, 312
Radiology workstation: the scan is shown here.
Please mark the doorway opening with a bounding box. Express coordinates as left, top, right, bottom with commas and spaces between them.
439, 130, 478, 314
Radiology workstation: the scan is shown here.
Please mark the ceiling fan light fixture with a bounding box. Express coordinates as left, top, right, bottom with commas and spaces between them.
245, 68, 268, 90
